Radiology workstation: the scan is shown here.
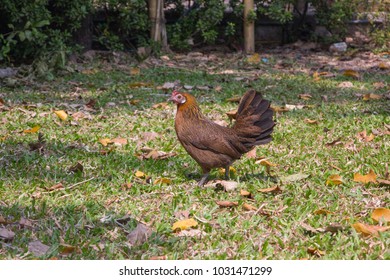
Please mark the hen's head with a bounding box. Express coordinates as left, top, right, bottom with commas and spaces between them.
170, 90, 197, 107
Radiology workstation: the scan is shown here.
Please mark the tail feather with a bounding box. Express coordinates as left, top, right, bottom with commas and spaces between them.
233, 90, 275, 152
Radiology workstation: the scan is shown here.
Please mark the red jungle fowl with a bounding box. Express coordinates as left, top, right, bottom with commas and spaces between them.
170, 89, 275, 186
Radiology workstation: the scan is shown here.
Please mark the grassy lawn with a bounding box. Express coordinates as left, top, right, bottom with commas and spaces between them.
0, 51, 389, 259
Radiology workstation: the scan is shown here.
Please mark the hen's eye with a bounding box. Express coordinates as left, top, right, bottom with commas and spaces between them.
177, 95, 182, 99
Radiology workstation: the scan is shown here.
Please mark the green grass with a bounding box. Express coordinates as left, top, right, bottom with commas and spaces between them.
0, 55, 389, 260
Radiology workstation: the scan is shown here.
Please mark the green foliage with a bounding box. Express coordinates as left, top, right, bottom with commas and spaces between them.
256, 0, 294, 24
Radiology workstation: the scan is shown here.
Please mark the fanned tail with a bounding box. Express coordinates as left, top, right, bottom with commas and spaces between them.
232, 89, 275, 152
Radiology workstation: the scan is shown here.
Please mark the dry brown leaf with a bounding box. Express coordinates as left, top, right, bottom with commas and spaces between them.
152, 102, 169, 109
246, 148, 257, 159
247, 53, 261, 64
216, 201, 238, 207
23, 125, 40, 134
208, 180, 238, 192
243, 203, 257, 211
378, 62, 389, 70
270, 105, 290, 113
68, 162, 83, 173
314, 209, 334, 215
343, 69, 360, 79
111, 138, 127, 146
363, 93, 382, 101
377, 179, 390, 186
326, 174, 343, 185
352, 222, 390, 236
226, 96, 241, 103
371, 208, 390, 223
357, 130, 375, 142
325, 137, 343, 147
304, 119, 318, 124
127, 223, 153, 245
130, 67, 140, 75
28, 240, 49, 257
54, 110, 68, 121
140, 131, 160, 142
299, 93, 312, 100
172, 218, 198, 231
307, 247, 325, 257
258, 185, 281, 193
149, 255, 167, 260
154, 178, 172, 185
59, 243, 78, 255
176, 229, 206, 237
0, 228, 15, 241
226, 109, 237, 120
255, 159, 277, 167
99, 138, 112, 146
353, 170, 377, 184
143, 150, 176, 160
135, 171, 146, 179
47, 183, 64, 191
0, 215, 7, 224
240, 189, 252, 197
337, 81, 354, 88
128, 82, 152, 88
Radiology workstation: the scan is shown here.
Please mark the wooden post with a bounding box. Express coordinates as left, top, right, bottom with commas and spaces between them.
244, 0, 255, 54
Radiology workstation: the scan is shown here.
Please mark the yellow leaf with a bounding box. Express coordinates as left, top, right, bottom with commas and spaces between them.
240, 189, 252, 197
326, 174, 343, 185
378, 62, 389, 70
372, 208, 390, 223
352, 222, 390, 236
255, 159, 277, 167
353, 170, 377, 184
172, 218, 198, 231
154, 178, 172, 185
128, 82, 152, 88
130, 67, 140, 75
247, 53, 260, 64
54, 110, 68, 121
304, 119, 318, 124
226, 96, 241, 103
270, 105, 289, 113
99, 138, 112, 146
343, 69, 360, 79
258, 185, 281, 193
299, 94, 312, 100
135, 170, 146, 179
363, 93, 382, 101
314, 209, 334, 215
23, 125, 40, 134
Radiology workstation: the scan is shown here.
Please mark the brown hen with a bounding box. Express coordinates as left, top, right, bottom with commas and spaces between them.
170, 89, 275, 186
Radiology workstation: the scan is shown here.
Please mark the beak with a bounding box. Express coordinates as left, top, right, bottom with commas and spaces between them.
168, 96, 174, 102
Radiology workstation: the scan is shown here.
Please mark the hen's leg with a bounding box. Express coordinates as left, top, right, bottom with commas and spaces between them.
198, 173, 209, 186
224, 166, 230, 180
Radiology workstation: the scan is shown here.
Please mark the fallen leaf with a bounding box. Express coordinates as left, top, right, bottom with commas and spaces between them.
153, 178, 172, 185
0, 228, 15, 240
270, 105, 290, 113
258, 185, 281, 193
304, 119, 318, 124
324, 223, 343, 233
23, 125, 40, 134
243, 203, 257, 211
19, 217, 34, 228
135, 170, 146, 178
281, 173, 309, 183
128, 82, 152, 88
162, 82, 176, 90
343, 69, 360, 79
301, 222, 321, 234
226, 96, 241, 103
377, 179, 390, 186
127, 223, 153, 245
307, 247, 325, 257
255, 159, 277, 167
0, 216, 7, 224
216, 201, 238, 207
285, 104, 305, 110
99, 138, 112, 146
371, 208, 390, 223
176, 229, 206, 237
28, 240, 50, 257
246, 148, 257, 159
378, 62, 389, 70
337, 81, 354, 88
111, 138, 127, 146
299, 94, 312, 100
325, 137, 343, 147
47, 183, 64, 191
226, 109, 237, 120
373, 82, 385, 89
140, 131, 160, 142
357, 130, 375, 142
240, 189, 252, 197
68, 162, 83, 173
152, 102, 169, 109
142, 149, 176, 160
326, 174, 343, 185
363, 93, 382, 101
54, 110, 68, 121
352, 222, 390, 236
130, 67, 140, 75
59, 243, 78, 255
172, 218, 198, 231
314, 209, 334, 215
150, 255, 168, 260
215, 85, 222, 92
174, 210, 190, 220
353, 170, 377, 184
247, 53, 261, 64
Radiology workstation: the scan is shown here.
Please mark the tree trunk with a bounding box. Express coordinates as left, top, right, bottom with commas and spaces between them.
72, 13, 93, 51
244, 0, 255, 54
149, 0, 169, 51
